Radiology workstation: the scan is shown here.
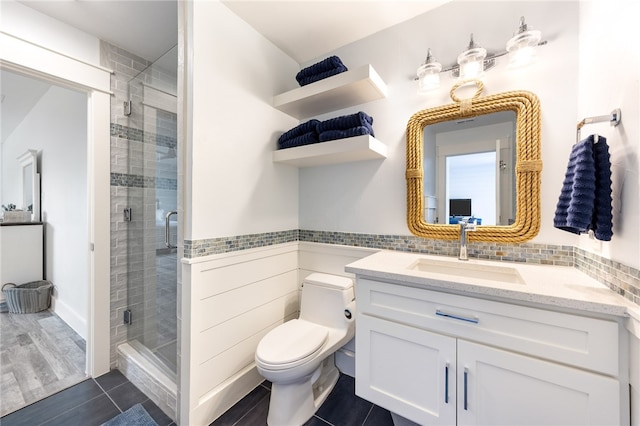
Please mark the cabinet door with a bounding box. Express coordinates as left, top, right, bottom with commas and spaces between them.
457, 340, 621, 426
356, 314, 456, 425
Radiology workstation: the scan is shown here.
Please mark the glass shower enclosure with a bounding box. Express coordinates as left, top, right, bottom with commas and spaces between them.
125, 45, 178, 378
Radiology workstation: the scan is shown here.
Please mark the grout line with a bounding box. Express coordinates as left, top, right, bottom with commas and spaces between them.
93, 379, 149, 413
360, 405, 374, 426
35, 383, 109, 426
231, 393, 270, 426
93, 378, 125, 413
312, 415, 334, 425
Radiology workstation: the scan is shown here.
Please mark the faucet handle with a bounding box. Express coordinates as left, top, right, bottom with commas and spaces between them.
461, 217, 477, 230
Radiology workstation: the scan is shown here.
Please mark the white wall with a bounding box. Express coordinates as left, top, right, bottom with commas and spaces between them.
0, 0, 101, 66
577, 1, 640, 269
2, 84, 89, 338
296, 0, 640, 271
187, 1, 300, 241
299, 2, 580, 242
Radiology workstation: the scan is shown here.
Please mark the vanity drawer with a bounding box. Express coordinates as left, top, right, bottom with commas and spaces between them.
356, 278, 620, 376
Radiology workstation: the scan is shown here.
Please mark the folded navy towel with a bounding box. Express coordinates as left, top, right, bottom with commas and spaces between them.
297, 66, 348, 86
319, 126, 372, 142
278, 119, 320, 143
296, 56, 347, 80
318, 112, 375, 137
591, 138, 613, 241
553, 135, 613, 241
277, 131, 319, 149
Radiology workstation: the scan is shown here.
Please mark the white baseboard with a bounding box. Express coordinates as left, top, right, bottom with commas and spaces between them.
51, 296, 87, 340
189, 364, 264, 425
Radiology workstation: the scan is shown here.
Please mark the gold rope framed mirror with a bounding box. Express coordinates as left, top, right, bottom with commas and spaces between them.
406, 80, 542, 243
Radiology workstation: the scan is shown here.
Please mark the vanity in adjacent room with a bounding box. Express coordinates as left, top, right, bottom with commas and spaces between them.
346, 251, 635, 425
1, 149, 43, 290
0, 222, 44, 286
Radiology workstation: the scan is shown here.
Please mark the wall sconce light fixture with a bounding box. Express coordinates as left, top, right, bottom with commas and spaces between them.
416, 49, 442, 93
415, 16, 545, 91
457, 34, 488, 79
506, 16, 542, 68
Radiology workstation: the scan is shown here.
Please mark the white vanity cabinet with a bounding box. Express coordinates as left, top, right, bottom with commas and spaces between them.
355, 278, 625, 426
0, 223, 43, 284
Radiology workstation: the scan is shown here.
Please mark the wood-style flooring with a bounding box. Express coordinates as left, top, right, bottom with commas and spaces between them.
0, 310, 87, 416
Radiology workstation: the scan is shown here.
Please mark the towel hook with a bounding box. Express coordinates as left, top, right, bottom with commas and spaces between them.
576, 108, 621, 143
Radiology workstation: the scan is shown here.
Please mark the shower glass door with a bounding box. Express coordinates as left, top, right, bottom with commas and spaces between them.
126, 45, 178, 377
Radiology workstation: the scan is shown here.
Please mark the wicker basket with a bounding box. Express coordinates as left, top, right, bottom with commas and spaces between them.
2, 281, 52, 314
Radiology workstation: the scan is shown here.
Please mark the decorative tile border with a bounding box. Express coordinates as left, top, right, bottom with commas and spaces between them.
184, 229, 640, 307
575, 248, 640, 305
111, 123, 177, 149
298, 230, 574, 266
110, 172, 177, 190
183, 230, 299, 258
111, 123, 144, 142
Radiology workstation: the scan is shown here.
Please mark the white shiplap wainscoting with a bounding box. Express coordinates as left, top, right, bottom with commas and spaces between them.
180, 241, 377, 424
181, 242, 299, 424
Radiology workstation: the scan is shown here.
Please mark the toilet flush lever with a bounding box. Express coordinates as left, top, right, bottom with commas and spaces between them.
344, 301, 356, 320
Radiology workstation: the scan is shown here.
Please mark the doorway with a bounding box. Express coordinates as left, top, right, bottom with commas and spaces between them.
0, 68, 91, 416
1, 30, 112, 391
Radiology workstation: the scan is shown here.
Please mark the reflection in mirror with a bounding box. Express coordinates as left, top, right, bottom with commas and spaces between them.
423, 111, 516, 226
17, 149, 40, 222
406, 84, 542, 243
23, 163, 33, 211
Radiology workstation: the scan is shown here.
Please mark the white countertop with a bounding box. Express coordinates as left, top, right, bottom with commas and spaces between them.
345, 250, 640, 332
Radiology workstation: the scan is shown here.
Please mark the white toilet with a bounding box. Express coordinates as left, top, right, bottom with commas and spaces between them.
255, 273, 356, 426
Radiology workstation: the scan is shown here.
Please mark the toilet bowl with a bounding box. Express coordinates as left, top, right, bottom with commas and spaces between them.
255, 273, 356, 426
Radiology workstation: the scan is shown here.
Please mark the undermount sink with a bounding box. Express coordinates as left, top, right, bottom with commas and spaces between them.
409, 258, 525, 285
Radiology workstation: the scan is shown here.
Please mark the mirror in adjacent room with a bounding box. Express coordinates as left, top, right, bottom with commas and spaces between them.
406, 83, 542, 243
17, 149, 40, 222
423, 111, 516, 227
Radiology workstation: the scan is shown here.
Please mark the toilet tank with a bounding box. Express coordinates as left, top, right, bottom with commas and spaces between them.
299, 273, 354, 329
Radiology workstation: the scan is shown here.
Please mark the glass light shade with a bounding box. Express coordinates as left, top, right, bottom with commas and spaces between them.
457, 47, 487, 79
417, 62, 442, 92
506, 29, 541, 68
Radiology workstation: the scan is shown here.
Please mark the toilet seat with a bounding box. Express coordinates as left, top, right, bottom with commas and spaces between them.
256, 320, 327, 370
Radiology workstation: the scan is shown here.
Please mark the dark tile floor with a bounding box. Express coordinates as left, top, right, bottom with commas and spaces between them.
211, 374, 394, 426
0, 370, 173, 426
1, 370, 392, 426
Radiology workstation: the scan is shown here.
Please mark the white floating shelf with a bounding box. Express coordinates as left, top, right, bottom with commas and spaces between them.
273, 65, 388, 119
272, 135, 387, 168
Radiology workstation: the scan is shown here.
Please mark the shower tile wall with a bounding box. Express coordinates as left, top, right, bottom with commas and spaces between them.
101, 41, 178, 369
102, 41, 151, 368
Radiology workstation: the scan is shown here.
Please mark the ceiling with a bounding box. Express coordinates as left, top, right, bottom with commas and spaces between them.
17, 0, 449, 65
221, 1, 449, 64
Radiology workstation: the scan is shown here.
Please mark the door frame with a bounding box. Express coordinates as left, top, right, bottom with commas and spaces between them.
1, 32, 112, 376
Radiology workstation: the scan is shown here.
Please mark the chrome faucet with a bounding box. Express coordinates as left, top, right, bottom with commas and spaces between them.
458, 218, 476, 261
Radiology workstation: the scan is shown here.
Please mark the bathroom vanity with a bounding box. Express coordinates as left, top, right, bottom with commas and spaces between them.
0, 222, 44, 286
346, 251, 636, 425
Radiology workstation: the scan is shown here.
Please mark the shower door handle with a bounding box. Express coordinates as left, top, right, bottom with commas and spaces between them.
165, 211, 178, 249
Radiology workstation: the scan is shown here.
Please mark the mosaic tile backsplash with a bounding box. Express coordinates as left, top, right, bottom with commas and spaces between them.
185, 229, 640, 307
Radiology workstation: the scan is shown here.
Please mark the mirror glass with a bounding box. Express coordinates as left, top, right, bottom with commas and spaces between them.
23, 163, 33, 211
17, 149, 40, 222
423, 111, 516, 226
406, 87, 542, 243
